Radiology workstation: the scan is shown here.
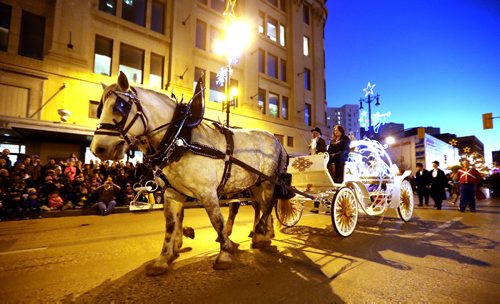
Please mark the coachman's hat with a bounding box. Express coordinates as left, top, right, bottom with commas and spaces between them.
311, 127, 322, 135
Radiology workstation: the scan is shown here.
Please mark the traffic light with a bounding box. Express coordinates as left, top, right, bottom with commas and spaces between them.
417, 127, 425, 139
482, 113, 493, 129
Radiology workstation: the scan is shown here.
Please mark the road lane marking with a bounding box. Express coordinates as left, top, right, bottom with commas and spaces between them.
0, 247, 48, 256
424, 217, 462, 237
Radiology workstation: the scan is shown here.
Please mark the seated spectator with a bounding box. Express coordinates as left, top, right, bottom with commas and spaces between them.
27, 188, 42, 219
96, 177, 121, 216
48, 191, 64, 210
75, 185, 91, 209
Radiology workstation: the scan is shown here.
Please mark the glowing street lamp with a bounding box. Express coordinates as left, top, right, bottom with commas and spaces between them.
214, 0, 252, 127
385, 136, 395, 145
359, 82, 381, 138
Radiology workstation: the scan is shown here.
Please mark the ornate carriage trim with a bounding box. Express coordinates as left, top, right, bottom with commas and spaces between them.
292, 157, 313, 172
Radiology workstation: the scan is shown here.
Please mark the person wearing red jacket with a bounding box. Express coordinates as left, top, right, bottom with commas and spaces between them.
457, 159, 483, 212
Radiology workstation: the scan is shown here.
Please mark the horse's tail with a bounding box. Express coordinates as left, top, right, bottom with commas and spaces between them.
274, 143, 296, 225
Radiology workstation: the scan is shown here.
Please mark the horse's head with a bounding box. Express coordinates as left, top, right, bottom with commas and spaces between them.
90, 72, 148, 161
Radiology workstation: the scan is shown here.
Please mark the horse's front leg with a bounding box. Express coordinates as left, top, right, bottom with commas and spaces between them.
199, 192, 235, 270
219, 202, 240, 241
146, 189, 185, 276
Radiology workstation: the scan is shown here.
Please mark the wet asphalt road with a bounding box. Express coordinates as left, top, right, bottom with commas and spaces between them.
0, 196, 499, 303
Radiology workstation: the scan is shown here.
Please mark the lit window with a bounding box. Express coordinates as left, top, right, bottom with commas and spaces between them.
267, 17, 277, 42
99, 0, 116, 15
279, 24, 285, 47
209, 26, 222, 53
258, 12, 264, 34
19, 10, 45, 60
269, 92, 279, 117
195, 20, 206, 50
209, 72, 224, 103
304, 103, 311, 126
119, 43, 144, 84
258, 89, 266, 114
281, 96, 288, 119
303, 36, 309, 56
267, 53, 277, 78
94, 35, 113, 76
151, 1, 164, 34
303, 68, 311, 90
0, 3, 12, 52
122, 0, 146, 27
150, 53, 164, 90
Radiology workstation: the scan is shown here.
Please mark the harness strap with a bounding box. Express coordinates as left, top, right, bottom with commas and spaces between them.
215, 124, 234, 194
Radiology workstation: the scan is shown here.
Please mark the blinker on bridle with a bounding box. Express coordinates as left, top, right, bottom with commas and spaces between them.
94, 90, 148, 146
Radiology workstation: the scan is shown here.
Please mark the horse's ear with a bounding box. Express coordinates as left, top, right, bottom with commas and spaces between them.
100, 82, 107, 91
117, 71, 130, 91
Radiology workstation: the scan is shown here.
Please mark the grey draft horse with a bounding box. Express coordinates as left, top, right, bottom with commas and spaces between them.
90, 72, 291, 275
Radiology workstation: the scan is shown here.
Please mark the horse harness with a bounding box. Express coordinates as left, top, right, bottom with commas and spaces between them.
94, 81, 302, 199
94, 82, 240, 195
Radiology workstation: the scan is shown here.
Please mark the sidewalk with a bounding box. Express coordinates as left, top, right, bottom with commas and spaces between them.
40, 201, 202, 218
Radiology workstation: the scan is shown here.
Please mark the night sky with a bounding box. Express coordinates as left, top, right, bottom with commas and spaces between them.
324, 0, 500, 163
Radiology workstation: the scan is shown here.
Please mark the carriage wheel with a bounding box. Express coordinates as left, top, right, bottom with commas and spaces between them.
331, 187, 358, 237
397, 180, 414, 222
275, 199, 303, 227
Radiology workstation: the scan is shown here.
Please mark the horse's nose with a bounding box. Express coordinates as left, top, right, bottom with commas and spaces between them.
95, 146, 107, 156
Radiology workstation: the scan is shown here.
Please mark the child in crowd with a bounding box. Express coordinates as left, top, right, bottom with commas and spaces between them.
27, 188, 42, 219
48, 191, 64, 210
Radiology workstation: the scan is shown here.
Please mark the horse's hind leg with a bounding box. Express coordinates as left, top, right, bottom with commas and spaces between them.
250, 182, 276, 249
199, 192, 235, 270
146, 189, 185, 276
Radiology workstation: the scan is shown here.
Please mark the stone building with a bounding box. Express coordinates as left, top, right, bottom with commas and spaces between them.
0, 0, 327, 162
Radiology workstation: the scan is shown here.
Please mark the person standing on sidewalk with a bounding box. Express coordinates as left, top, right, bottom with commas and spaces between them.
414, 162, 430, 206
429, 160, 447, 210
457, 159, 483, 212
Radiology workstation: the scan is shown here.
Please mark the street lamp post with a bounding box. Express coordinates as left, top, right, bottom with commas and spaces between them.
214, 0, 251, 127
359, 82, 380, 138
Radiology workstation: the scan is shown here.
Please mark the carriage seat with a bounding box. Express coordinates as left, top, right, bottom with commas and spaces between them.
287, 153, 335, 193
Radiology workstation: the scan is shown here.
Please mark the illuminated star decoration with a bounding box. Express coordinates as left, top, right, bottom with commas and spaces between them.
363, 82, 376, 97
358, 110, 391, 133
216, 66, 233, 86
449, 139, 458, 146
463, 147, 471, 153
223, 0, 237, 17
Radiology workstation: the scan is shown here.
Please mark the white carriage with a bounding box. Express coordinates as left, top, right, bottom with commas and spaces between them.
275, 138, 414, 237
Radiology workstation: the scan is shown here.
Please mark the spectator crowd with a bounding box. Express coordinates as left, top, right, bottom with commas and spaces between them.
0, 149, 153, 221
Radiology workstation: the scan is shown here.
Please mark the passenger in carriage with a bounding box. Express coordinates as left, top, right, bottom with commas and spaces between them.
309, 127, 327, 155
327, 125, 351, 184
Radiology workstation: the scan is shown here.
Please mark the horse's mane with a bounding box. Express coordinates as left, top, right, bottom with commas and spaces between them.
133, 86, 177, 105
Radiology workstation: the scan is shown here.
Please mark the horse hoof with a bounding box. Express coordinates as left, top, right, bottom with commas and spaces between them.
183, 227, 195, 239
213, 251, 233, 270
145, 261, 168, 276
252, 234, 272, 249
